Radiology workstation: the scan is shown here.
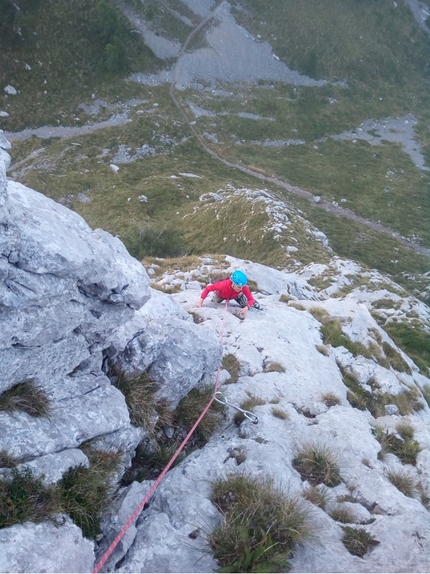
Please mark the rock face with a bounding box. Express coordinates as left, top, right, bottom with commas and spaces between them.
1, 129, 430, 574
0, 133, 222, 572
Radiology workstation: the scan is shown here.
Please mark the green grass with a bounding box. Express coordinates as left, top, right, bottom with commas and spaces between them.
122, 383, 223, 484
58, 449, 122, 539
383, 322, 430, 376
373, 424, 421, 465
341, 364, 423, 417
0, 0, 163, 131
210, 473, 313, 573
320, 319, 371, 358
175, 383, 223, 443
0, 468, 58, 529
233, 0, 430, 86
0, 448, 121, 538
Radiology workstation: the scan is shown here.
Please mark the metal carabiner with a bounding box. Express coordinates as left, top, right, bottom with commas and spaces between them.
213, 391, 259, 424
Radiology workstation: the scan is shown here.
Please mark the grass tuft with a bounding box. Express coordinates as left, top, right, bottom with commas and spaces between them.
316, 344, 330, 356
373, 425, 421, 466
234, 394, 265, 426
0, 381, 51, 418
0, 447, 121, 538
0, 468, 58, 529
175, 383, 223, 443
309, 307, 331, 323
386, 468, 417, 498
264, 361, 286, 373
330, 506, 356, 524
210, 473, 313, 573
123, 383, 222, 484
321, 392, 341, 408
303, 485, 328, 509
114, 371, 173, 431
271, 407, 289, 420
222, 353, 241, 384
0, 451, 21, 468
293, 443, 342, 487
342, 526, 380, 557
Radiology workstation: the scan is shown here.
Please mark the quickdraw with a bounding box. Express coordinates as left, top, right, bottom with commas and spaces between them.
213, 391, 259, 424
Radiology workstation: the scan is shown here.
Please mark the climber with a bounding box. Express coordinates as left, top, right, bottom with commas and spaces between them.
196, 270, 261, 320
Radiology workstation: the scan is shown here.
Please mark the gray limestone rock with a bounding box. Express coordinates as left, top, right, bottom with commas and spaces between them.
0, 517, 95, 573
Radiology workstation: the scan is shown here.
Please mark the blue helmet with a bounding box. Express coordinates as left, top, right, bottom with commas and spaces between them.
230, 270, 247, 287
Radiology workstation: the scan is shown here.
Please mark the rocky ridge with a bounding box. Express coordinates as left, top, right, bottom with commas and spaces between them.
1, 127, 430, 573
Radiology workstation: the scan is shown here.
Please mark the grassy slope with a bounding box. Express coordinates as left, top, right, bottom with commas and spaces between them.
0, 0, 164, 130
2, 0, 430, 299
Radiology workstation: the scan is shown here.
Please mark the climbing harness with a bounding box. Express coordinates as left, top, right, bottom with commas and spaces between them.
213, 391, 259, 424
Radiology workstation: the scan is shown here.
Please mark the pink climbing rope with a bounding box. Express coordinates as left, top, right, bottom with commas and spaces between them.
93, 300, 229, 573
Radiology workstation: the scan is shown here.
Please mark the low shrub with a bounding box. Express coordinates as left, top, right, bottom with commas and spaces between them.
293, 443, 342, 487
210, 473, 313, 573
0, 381, 50, 418
342, 526, 380, 557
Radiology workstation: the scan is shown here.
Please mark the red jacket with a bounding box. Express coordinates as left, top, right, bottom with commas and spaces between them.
201, 278, 255, 306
